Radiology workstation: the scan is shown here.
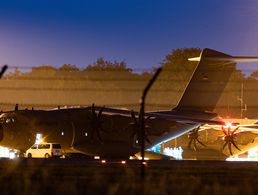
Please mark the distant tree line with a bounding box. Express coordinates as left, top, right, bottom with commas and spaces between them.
2, 48, 258, 118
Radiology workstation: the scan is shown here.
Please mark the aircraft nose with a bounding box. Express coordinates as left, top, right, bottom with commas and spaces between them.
0, 122, 3, 142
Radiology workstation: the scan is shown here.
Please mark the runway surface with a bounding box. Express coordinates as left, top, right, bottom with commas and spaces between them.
0, 158, 258, 195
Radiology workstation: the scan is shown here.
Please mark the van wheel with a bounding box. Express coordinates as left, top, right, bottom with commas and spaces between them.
45, 153, 50, 158
27, 153, 32, 158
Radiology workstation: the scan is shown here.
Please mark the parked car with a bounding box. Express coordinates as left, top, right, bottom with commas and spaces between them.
26, 143, 62, 158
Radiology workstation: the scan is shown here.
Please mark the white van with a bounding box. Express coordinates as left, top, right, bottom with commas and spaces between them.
26, 143, 62, 158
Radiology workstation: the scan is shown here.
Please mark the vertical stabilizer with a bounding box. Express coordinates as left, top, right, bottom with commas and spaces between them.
175, 48, 235, 112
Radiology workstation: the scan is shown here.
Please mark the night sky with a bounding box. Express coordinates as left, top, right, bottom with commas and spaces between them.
1, 0, 258, 73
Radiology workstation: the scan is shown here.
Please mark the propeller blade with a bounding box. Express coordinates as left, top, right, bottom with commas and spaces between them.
98, 106, 105, 119
227, 126, 231, 135
145, 115, 151, 122
193, 140, 197, 151
231, 139, 241, 151
130, 126, 138, 138
196, 138, 206, 147
188, 139, 193, 149
91, 104, 96, 117
228, 142, 233, 156
222, 141, 228, 150
194, 127, 199, 134
145, 133, 152, 145
222, 126, 227, 135
131, 110, 138, 124
231, 126, 240, 136
96, 128, 103, 143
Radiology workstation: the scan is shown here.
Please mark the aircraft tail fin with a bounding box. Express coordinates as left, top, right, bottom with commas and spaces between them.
175, 48, 244, 112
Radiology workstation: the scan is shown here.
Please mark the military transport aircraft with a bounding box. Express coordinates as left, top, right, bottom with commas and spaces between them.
163, 120, 258, 160
0, 49, 257, 159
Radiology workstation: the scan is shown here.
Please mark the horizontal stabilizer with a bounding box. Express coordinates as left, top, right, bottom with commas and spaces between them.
189, 56, 258, 62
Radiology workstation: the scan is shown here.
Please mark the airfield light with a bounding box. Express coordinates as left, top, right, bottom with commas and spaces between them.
225, 122, 232, 128
94, 156, 100, 160
101, 160, 106, 164
121, 160, 126, 164
137, 156, 149, 160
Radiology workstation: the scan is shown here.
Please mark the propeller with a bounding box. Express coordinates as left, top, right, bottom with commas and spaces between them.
88, 104, 106, 143
222, 125, 241, 155
188, 126, 205, 151
129, 110, 152, 145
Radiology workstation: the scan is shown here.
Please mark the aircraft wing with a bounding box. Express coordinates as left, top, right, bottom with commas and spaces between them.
90, 106, 228, 126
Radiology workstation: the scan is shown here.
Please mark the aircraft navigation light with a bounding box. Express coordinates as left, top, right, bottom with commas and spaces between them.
224, 122, 232, 128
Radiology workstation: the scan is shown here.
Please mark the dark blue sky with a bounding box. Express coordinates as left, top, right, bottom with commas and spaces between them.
0, 0, 258, 73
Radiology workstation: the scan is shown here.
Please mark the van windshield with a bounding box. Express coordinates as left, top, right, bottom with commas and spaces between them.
53, 144, 61, 149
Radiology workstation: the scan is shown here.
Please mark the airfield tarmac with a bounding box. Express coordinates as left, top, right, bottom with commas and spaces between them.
0, 158, 258, 195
